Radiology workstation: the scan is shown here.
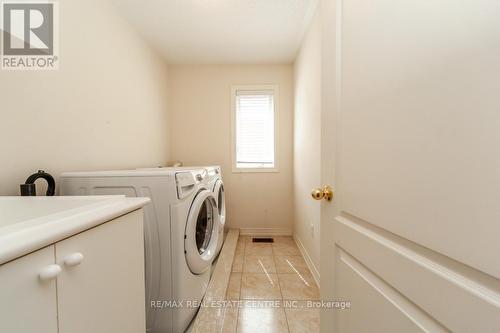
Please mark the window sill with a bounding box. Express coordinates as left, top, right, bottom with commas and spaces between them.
232, 167, 280, 174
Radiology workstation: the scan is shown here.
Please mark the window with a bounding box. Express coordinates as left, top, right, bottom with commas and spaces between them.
231, 85, 278, 172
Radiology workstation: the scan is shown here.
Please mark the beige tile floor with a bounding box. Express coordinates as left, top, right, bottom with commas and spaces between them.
223, 236, 320, 333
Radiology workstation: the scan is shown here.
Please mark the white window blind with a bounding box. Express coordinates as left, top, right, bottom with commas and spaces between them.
235, 90, 275, 169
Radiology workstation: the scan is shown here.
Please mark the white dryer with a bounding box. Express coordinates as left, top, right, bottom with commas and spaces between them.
205, 166, 226, 256
60, 168, 220, 333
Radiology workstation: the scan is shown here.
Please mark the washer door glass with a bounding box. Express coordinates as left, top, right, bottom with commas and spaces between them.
196, 200, 214, 255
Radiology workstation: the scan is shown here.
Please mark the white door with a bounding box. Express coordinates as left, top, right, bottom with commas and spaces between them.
56, 210, 146, 333
320, 0, 500, 332
0, 246, 58, 333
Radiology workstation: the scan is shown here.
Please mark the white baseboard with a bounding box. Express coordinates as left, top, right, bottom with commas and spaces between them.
239, 228, 293, 237
294, 236, 320, 287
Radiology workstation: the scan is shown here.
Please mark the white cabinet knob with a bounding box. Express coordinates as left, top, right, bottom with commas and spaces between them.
64, 252, 84, 267
39, 264, 62, 281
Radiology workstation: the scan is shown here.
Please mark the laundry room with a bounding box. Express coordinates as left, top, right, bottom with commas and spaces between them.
1, 0, 499, 333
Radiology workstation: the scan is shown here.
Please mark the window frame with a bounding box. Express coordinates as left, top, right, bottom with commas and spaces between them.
231, 85, 279, 173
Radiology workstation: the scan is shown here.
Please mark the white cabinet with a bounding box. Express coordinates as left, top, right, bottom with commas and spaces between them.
56, 209, 146, 333
0, 246, 58, 333
0, 209, 145, 333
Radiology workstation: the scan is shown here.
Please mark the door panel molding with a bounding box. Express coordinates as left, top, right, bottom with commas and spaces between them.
333, 215, 500, 332
336, 247, 448, 332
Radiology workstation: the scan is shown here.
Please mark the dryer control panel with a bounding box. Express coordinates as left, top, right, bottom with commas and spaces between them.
175, 170, 204, 199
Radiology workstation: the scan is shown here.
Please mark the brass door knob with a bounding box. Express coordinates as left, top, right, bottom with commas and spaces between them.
311, 185, 334, 202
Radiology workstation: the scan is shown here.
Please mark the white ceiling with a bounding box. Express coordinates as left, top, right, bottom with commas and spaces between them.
111, 0, 318, 64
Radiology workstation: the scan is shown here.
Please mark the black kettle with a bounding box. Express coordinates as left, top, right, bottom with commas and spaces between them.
20, 170, 56, 196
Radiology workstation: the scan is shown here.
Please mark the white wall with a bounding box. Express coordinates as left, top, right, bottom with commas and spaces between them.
169, 65, 294, 233
293, 9, 322, 281
0, 0, 170, 195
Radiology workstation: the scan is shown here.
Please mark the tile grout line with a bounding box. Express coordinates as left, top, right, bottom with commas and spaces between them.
235, 235, 244, 333
272, 240, 291, 333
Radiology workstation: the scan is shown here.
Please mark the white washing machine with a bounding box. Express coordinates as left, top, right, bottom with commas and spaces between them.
139, 166, 226, 257
59, 168, 220, 333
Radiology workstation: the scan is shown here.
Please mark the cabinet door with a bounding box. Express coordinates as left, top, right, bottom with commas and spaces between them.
56, 210, 146, 333
0, 246, 58, 333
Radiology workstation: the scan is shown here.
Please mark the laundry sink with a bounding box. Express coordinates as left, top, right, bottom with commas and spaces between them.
0, 195, 150, 265
0, 196, 113, 229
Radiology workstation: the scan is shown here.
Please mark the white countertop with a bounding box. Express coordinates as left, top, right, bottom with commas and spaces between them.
0, 196, 150, 265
